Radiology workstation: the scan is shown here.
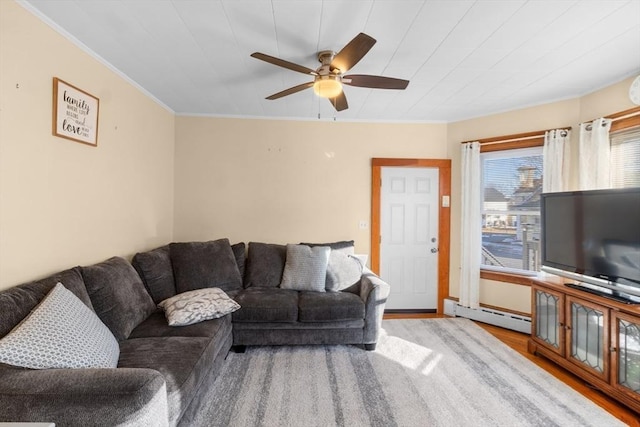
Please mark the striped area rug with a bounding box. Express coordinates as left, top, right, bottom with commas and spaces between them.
192, 318, 624, 427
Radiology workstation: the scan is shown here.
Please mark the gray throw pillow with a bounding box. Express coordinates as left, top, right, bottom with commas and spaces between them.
158, 287, 240, 326
280, 244, 331, 292
0, 283, 119, 369
244, 242, 287, 288
81, 256, 157, 342
325, 251, 364, 292
170, 239, 243, 293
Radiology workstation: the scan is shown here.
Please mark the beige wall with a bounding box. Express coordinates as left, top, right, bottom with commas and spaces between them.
0, 1, 175, 290
579, 77, 638, 122
174, 117, 447, 255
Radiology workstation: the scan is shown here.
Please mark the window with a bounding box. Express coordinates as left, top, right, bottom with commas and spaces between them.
472, 107, 639, 284
610, 126, 640, 188
481, 146, 543, 275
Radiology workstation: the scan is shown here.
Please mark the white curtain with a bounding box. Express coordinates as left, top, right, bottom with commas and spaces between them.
460, 141, 481, 309
579, 118, 612, 190
542, 129, 571, 193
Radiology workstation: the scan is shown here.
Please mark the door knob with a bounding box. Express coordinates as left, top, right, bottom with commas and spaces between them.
431, 248, 438, 253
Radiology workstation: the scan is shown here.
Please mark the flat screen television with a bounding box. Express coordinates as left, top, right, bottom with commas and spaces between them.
541, 188, 640, 303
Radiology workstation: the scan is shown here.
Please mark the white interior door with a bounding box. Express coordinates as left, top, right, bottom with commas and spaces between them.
380, 167, 439, 310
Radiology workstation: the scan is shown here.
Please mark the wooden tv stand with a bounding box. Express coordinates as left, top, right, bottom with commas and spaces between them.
528, 277, 640, 414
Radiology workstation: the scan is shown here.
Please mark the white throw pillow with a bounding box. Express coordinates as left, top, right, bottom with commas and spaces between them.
0, 283, 119, 369
325, 251, 364, 292
158, 287, 240, 326
280, 244, 331, 292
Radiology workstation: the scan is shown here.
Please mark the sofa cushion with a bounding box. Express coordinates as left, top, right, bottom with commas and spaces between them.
325, 252, 364, 292
298, 291, 365, 322
131, 245, 175, 304
118, 332, 230, 425
0, 283, 119, 369
170, 239, 242, 293
129, 310, 231, 339
158, 288, 240, 326
280, 244, 330, 292
0, 267, 92, 339
300, 240, 355, 251
244, 242, 286, 288
232, 288, 298, 322
81, 257, 156, 342
231, 242, 246, 279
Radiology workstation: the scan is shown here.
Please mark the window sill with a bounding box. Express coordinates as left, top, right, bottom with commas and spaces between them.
480, 270, 536, 287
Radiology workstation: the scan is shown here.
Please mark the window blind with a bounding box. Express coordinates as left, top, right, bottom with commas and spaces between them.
610, 126, 640, 188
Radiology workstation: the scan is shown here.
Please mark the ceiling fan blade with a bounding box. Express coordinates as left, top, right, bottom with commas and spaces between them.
331, 33, 376, 73
328, 91, 348, 111
251, 52, 317, 76
343, 74, 409, 90
265, 82, 314, 100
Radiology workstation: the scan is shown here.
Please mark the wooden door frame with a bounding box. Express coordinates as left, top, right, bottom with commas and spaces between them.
371, 158, 451, 314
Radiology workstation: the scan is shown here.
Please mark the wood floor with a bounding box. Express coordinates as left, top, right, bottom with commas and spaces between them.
383, 313, 640, 426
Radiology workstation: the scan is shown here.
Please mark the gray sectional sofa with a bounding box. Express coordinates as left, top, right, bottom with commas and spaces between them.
0, 238, 390, 426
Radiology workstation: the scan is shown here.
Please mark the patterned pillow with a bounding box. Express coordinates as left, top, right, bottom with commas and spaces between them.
158, 288, 241, 326
0, 283, 119, 369
279, 244, 331, 292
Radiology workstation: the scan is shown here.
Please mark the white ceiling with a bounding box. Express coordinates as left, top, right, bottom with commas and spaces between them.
21, 0, 640, 123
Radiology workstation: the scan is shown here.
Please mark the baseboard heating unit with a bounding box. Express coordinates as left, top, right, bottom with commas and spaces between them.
443, 299, 531, 334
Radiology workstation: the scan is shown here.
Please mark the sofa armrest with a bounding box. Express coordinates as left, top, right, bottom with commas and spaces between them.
360, 268, 390, 345
0, 365, 168, 426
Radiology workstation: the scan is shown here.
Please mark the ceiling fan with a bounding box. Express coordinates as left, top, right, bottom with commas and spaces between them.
251, 33, 409, 112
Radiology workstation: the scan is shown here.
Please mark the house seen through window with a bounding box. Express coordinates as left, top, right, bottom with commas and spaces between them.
481, 147, 543, 275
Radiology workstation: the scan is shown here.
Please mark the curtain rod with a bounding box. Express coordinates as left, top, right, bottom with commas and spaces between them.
460, 128, 569, 145
582, 121, 608, 131
585, 105, 640, 124
461, 106, 640, 145
581, 106, 640, 130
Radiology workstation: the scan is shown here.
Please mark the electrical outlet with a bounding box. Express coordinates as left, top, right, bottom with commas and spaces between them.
359, 221, 368, 230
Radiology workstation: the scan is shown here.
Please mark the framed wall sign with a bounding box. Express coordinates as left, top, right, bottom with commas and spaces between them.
52, 77, 99, 146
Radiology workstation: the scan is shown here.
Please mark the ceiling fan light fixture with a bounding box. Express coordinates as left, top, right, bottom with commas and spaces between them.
313, 76, 342, 98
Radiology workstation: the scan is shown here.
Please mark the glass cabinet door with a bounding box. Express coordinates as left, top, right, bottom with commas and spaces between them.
612, 311, 640, 401
533, 287, 564, 355
566, 296, 609, 381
